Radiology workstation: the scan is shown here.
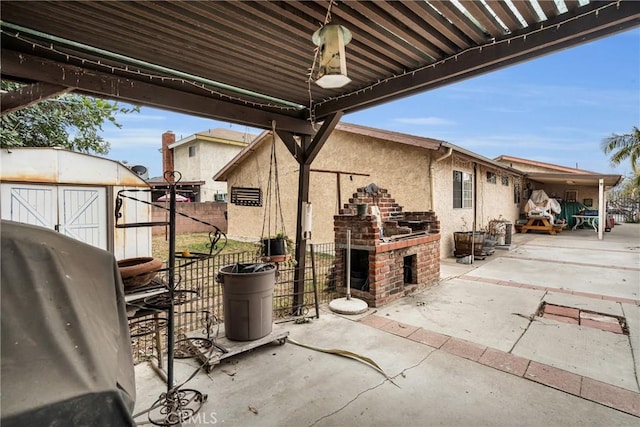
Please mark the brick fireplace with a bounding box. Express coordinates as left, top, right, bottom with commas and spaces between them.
333, 186, 441, 307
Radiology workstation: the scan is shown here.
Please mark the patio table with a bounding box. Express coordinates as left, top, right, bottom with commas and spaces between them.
520, 216, 556, 235
572, 215, 598, 232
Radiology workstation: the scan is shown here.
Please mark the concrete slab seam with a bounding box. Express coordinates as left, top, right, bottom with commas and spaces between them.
500, 254, 640, 272
461, 274, 640, 305
524, 242, 640, 255
363, 314, 640, 417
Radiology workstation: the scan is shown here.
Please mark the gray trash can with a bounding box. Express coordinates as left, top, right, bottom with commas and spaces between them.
503, 222, 513, 245
217, 263, 276, 341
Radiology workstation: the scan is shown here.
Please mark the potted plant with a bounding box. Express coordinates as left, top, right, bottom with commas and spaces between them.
488, 216, 507, 246
261, 233, 293, 257
453, 218, 485, 257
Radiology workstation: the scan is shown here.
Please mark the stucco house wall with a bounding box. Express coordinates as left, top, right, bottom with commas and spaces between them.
171, 129, 254, 202
225, 129, 432, 243
225, 134, 299, 240
433, 155, 521, 257
222, 124, 523, 258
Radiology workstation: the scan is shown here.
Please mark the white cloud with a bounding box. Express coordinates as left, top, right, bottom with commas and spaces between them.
394, 117, 455, 126
101, 127, 167, 148
117, 113, 168, 123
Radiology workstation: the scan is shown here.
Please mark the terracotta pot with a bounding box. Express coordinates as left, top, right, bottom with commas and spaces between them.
118, 257, 163, 289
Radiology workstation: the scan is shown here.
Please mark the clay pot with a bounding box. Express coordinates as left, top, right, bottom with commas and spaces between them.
118, 257, 163, 289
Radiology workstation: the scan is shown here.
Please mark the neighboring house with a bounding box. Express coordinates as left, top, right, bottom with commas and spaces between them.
215, 123, 526, 258
162, 128, 256, 202
0, 147, 152, 260
495, 155, 621, 210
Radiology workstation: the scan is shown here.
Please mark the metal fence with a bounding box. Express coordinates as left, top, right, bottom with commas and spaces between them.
129, 242, 337, 364
607, 193, 640, 223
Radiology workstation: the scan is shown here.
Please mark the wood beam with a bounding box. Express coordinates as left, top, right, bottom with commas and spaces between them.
1, 49, 314, 135
314, 1, 640, 118
1, 82, 72, 115
310, 168, 370, 177
304, 112, 343, 165
275, 129, 301, 161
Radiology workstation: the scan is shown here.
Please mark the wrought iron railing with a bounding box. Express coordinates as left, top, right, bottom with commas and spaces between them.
129, 243, 337, 364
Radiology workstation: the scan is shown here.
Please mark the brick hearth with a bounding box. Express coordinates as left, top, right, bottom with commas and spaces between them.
332, 186, 441, 307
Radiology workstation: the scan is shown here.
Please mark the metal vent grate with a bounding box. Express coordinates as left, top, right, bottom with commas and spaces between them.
230, 187, 262, 206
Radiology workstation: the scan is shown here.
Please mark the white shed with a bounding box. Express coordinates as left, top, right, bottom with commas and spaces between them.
1, 147, 152, 260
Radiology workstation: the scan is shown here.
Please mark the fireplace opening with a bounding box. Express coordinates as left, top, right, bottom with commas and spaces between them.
348, 249, 370, 291
404, 255, 417, 284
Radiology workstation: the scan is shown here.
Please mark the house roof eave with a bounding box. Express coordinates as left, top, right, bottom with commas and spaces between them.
442, 143, 524, 176
494, 155, 599, 174
525, 172, 622, 187
213, 130, 270, 181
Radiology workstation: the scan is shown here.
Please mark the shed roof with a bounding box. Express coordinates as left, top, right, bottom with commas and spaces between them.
0, 147, 149, 187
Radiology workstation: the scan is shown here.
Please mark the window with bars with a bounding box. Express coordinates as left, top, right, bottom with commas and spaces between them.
453, 170, 473, 209
486, 171, 496, 184
502, 175, 509, 186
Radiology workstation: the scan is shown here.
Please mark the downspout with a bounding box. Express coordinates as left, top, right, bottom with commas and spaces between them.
429, 146, 453, 210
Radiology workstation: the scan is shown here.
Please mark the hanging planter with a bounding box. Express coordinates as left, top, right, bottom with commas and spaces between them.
261, 234, 293, 263
259, 121, 293, 264
262, 236, 287, 257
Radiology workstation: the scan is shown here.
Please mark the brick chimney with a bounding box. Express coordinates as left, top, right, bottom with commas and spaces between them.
162, 131, 175, 176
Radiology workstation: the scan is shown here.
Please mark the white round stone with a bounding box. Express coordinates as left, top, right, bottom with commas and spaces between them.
328, 297, 368, 315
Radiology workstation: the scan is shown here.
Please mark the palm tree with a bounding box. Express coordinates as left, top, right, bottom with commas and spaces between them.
602, 126, 640, 168
601, 126, 640, 187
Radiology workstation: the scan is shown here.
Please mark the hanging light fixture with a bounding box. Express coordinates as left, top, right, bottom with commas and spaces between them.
312, 24, 352, 89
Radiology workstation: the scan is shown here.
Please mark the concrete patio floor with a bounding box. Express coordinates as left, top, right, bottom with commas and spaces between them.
134, 224, 640, 426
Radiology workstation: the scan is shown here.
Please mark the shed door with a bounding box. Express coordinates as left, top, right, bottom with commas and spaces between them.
59, 186, 107, 250
1, 184, 57, 229
1, 183, 108, 250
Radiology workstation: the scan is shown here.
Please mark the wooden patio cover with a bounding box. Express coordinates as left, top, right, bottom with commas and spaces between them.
2, 0, 639, 308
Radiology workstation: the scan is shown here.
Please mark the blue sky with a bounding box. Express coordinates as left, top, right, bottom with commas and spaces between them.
101, 27, 639, 179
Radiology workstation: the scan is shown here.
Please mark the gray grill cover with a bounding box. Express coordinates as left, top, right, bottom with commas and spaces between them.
1, 220, 135, 426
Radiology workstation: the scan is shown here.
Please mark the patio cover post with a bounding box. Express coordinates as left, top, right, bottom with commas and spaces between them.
279, 112, 343, 314
598, 178, 604, 240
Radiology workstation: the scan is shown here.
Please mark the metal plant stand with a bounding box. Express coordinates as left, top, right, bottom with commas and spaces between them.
117, 171, 225, 426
